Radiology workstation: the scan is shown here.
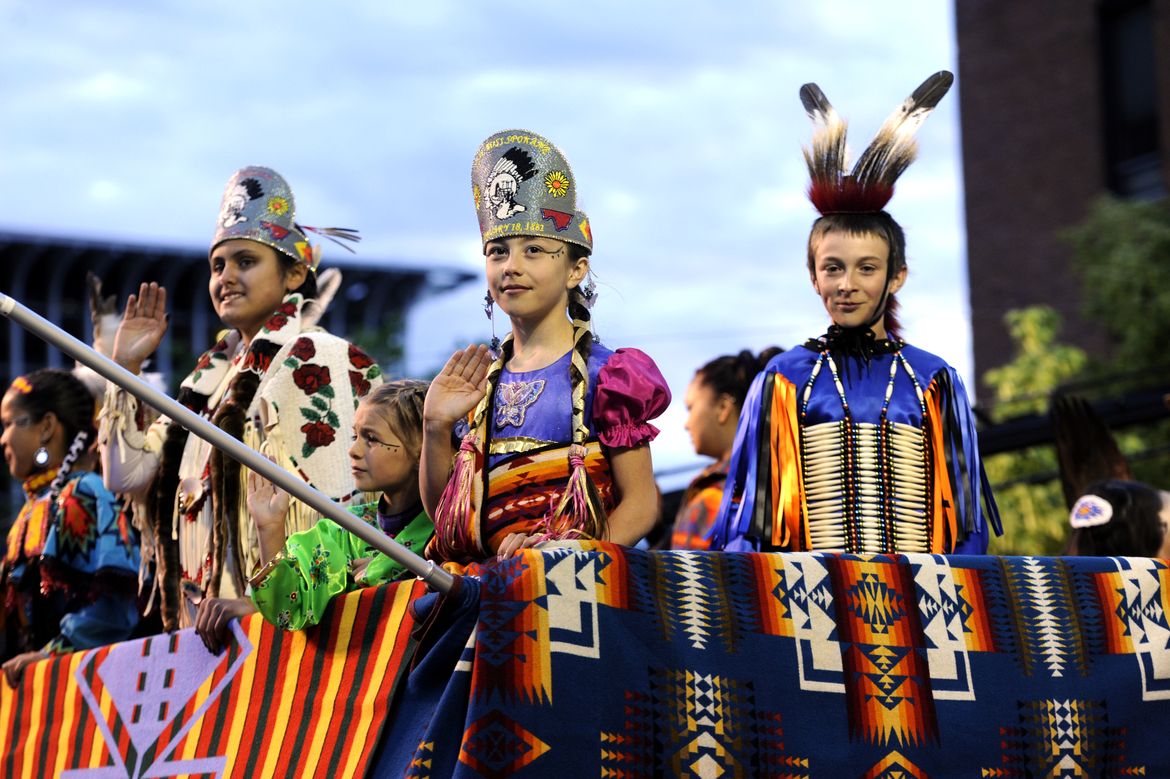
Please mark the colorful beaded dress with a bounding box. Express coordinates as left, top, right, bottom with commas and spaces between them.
2, 470, 140, 659
428, 344, 669, 572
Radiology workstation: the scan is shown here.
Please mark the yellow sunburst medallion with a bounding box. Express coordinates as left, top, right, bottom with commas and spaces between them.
544, 171, 570, 197
267, 196, 290, 216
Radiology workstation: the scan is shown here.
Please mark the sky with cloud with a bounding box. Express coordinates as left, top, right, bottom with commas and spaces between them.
0, 1, 969, 485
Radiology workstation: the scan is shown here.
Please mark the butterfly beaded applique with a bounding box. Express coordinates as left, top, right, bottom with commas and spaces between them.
495, 379, 546, 429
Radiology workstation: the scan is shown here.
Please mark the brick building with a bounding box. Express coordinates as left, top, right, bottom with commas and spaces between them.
956, 0, 1170, 402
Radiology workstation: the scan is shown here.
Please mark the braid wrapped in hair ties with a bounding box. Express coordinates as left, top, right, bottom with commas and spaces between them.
49, 430, 90, 504
541, 287, 608, 541
430, 339, 508, 562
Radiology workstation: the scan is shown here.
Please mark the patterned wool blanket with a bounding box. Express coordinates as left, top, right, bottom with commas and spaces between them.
4, 546, 1168, 777
0, 580, 422, 778
375, 543, 1170, 777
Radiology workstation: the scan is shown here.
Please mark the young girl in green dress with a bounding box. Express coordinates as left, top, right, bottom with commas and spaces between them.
245, 380, 433, 631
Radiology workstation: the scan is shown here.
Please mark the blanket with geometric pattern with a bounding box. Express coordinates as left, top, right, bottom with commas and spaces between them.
374, 542, 1170, 777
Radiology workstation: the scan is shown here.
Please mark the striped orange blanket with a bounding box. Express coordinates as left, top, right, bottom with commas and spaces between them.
0, 579, 422, 778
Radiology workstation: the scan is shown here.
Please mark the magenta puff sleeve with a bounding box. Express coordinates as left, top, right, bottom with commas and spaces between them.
594, 348, 672, 449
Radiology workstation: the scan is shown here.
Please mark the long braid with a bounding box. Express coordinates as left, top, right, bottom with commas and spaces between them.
544, 273, 609, 541
470, 335, 511, 443
567, 287, 593, 448
48, 431, 90, 504
7, 369, 98, 503
152, 390, 199, 631
475, 335, 512, 513
208, 368, 264, 598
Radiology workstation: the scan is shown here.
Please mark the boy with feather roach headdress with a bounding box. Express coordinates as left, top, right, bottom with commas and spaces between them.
710, 71, 1002, 555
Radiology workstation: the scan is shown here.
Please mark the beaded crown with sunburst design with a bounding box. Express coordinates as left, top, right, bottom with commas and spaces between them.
471, 129, 593, 254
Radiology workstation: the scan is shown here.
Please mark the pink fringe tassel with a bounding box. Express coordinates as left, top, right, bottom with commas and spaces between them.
433, 432, 481, 560
539, 444, 605, 541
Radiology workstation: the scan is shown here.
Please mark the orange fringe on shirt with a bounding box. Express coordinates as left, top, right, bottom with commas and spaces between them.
763, 372, 961, 554
923, 379, 959, 553
767, 373, 807, 550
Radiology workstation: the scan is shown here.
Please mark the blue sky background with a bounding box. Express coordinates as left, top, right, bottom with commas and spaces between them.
0, 1, 969, 485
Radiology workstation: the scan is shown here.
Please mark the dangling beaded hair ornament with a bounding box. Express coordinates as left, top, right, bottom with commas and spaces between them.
797, 71, 953, 554
1070, 494, 1113, 529
579, 276, 598, 309
483, 290, 501, 356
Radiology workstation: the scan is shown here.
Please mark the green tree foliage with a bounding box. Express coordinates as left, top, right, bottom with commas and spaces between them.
982, 307, 1088, 555
1064, 196, 1170, 370
1063, 196, 1170, 491
984, 308, 1089, 419
982, 197, 1170, 554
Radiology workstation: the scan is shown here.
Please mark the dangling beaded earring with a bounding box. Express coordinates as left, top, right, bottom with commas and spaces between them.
483, 290, 501, 356
33, 446, 50, 467
579, 278, 598, 310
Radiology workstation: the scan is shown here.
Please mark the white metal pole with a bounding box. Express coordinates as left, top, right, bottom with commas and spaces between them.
0, 292, 456, 594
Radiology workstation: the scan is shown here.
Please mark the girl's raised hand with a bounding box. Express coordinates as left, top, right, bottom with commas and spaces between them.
423, 344, 492, 427
246, 468, 291, 534
112, 282, 169, 374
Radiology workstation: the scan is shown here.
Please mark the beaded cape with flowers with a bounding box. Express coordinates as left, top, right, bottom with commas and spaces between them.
100, 292, 382, 631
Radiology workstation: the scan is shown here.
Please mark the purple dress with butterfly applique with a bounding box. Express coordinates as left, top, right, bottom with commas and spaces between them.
474, 344, 670, 556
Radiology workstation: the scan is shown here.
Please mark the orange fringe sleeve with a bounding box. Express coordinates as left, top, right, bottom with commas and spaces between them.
923, 381, 958, 553
768, 374, 806, 550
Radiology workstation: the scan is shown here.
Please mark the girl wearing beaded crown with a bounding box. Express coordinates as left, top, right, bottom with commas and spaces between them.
98, 167, 382, 650
710, 72, 1001, 555
421, 130, 670, 571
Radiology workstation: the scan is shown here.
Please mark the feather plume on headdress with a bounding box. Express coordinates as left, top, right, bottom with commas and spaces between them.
296, 224, 360, 253
802, 70, 954, 215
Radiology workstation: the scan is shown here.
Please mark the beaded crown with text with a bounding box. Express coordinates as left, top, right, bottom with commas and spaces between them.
471, 130, 592, 254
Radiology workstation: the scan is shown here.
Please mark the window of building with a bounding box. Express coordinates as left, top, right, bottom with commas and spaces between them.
1099, 0, 1165, 197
